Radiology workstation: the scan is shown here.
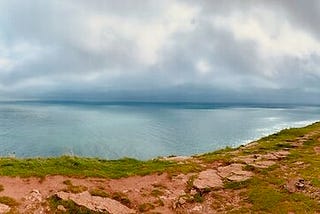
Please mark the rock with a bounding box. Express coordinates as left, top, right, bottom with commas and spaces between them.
272, 150, 290, 159
0, 203, 10, 214
227, 173, 253, 182
261, 153, 278, 160
314, 146, 320, 154
294, 161, 304, 165
163, 156, 192, 162
295, 179, 305, 190
191, 205, 202, 212
217, 164, 253, 181
250, 160, 276, 169
24, 189, 45, 213
193, 170, 223, 190
285, 178, 306, 193
56, 191, 135, 214
57, 205, 67, 212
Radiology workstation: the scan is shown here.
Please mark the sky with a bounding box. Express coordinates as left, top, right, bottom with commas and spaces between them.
0, 0, 319, 104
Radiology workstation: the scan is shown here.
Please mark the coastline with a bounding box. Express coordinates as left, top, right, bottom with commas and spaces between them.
0, 122, 319, 213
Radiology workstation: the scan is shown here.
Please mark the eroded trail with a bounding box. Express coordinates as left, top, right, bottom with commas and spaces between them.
0, 125, 320, 213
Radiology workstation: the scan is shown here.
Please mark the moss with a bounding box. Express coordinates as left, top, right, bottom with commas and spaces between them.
89, 188, 109, 198
150, 189, 164, 197
48, 195, 103, 214
224, 180, 251, 190
138, 202, 155, 212
111, 192, 131, 207
0, 196, 19, 207
63, 180, 88, 194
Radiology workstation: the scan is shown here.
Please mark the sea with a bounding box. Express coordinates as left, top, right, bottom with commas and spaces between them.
0, 101, 319, 160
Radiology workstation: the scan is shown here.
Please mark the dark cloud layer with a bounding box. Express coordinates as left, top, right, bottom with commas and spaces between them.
0, 0, 319, 104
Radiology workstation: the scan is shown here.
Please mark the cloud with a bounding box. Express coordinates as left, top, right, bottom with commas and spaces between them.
0, 0, 319, 103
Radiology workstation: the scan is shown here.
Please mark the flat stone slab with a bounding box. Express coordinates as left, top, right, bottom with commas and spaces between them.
272, 150, 290, 158
193, 169, 223, 189
250, 160, 276, 169
56, 191, 135, 214
217, 164, 253, 182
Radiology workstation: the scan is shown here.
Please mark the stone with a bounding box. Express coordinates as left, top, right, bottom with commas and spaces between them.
218, 163, 254, 182
261, 153, 278, 160
295, 179, 305, 190
314, 146, 320, 154
250, 160, 276, 169
272, 150, 290, 159
193, 170, 223, 190
57, 205, 67, 212
191, 205, 202, 212
56, 191, 135, 214
0, 203, 10, 214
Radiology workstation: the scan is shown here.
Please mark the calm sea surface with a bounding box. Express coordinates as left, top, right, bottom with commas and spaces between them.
0, 102, 319, 159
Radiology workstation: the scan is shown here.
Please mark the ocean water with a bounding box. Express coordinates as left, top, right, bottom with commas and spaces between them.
0, 102, 319, 160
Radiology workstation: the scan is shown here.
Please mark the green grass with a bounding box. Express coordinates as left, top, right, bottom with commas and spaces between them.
138, 202, 155, 212
0, 156, 200, 178
89, 188, 109, 198
111, 192, 132, 207
62, 180, 88, 194
48, 195, 103, 214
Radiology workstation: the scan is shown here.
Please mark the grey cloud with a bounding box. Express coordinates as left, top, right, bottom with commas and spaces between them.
0, 0, 319, 104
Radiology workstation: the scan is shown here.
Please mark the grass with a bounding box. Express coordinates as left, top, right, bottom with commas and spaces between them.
138, 202, 155, 212
89, 188, 109, 198
0, 196, 19, 206
48, 195, 103, 214
63, 180, 88, 194
111, 192, 131, 207
0, 156, 201, 179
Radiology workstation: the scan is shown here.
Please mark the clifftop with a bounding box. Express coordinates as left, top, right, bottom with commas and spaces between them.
0, 122, 320, 213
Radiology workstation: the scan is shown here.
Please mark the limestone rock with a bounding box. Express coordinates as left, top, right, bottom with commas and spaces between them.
193, 170, 223, 190
250, 160, 276, 169
56, 191, 135, 214
217, 164, 253, 182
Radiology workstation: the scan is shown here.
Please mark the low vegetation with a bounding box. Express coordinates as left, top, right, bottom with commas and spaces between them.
1, 122, 320, 213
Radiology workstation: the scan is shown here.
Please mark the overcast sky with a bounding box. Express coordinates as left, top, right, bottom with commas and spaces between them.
0, 0, 319, 103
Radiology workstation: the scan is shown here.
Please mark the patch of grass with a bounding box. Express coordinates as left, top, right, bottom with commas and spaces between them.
193, 192, 204, 203
48, 195, 103, 214
150, 189, 164, 197
154, 199, 164, 206
248, 187, 284, 212
198, 146, 235, 163
138, 202, 155, 212
311, 178, 320, 187
111, 192, 131, 207
224, 180, 251, 190
0, 156, 201, 179
63, 180, 88, 194
89, 188, 109, 198
0, 196, 19, 206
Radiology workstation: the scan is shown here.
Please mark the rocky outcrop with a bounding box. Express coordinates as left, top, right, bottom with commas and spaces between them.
193, 169, 223, 190
217, 164, 253, 182
56, 191, 136, 214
